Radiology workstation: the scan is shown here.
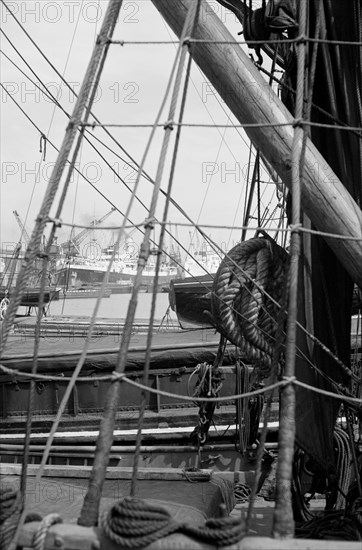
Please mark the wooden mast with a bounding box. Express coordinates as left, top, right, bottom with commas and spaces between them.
151, 0, 362, 289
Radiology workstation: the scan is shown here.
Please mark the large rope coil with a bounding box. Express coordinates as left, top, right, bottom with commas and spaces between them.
101, 497, 244, 547
211, 237, 289, 373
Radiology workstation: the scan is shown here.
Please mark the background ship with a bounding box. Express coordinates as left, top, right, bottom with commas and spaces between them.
54, 208, 182, 291
55, 239, 181, 291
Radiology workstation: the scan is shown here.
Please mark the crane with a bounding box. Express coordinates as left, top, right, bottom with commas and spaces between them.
13, 210, 31, 246
60, 207, 117, 256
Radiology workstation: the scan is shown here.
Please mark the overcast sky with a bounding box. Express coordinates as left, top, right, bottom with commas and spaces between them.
1, 0, 277, 258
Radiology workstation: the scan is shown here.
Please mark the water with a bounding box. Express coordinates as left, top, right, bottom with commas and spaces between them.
46, 291, 177, 323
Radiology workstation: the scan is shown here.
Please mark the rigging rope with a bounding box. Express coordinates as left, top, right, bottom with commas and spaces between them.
0, 0, 123, 358
235, 358, 251, 455
78, 0, 203, 527
130, 0, 201, 497
32, 0, 124, 488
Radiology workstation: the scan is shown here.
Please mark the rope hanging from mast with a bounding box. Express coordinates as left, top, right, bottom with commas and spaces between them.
211, 236, 289, 375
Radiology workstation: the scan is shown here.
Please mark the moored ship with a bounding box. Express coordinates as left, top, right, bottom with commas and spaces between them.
55, 240, 180, 290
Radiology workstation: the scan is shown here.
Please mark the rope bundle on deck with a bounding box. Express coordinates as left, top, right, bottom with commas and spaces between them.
101, 497, 244, 547
211, 237, 289, 374
295, 508, 362, 540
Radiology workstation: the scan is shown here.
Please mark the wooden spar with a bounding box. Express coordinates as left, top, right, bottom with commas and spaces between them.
151, 0, 362, 289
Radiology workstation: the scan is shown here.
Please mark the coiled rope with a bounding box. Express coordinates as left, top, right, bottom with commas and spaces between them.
292, 426, 360, 540
0, 488, 21, 550
211, 236, 289, 374
295, 509, 362, 541
100, 497, 244, 548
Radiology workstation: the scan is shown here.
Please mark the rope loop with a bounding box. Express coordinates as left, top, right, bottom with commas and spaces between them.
211, 237, 289, 376
32, 513, 63, 550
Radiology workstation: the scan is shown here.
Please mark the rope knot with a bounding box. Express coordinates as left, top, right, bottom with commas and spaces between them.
111, 371, 126, 383
163, 120, 174, 131
289, 223, 302, 233
183, 36, 192, 48
39, 134, 47, 161
292, 117, 304, 128
281, 375, 296, 384
48, 216, 62, 229
143, 217, 155, 230
295, 34, 307, 44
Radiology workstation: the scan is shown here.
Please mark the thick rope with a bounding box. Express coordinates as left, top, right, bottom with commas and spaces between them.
130, 0, 201, 497
100, 497, 244, 548
32, 514, 63, 550
211, 236, 288, 373
273, 0, 308, 537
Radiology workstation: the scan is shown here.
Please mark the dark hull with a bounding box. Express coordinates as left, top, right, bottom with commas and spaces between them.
0, 287, 60, 306
0, 325, 237, 433
169, 275, 214, 328
60, 288, 112, 299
